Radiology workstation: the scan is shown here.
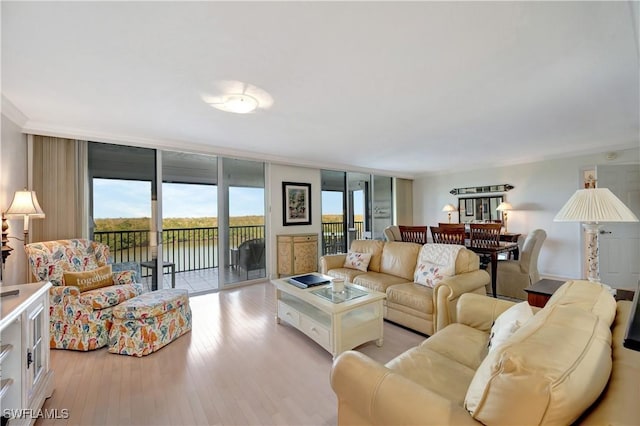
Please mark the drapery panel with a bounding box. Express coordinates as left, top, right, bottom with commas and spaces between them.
30, 135, 88, 242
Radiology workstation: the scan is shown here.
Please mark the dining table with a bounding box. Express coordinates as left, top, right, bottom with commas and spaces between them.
464, 240, 520, 298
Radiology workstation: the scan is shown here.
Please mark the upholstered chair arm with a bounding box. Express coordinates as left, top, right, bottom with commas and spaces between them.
433, 270, 490, 332
456, 293, 516, 332
330, 351, 479, 426
319, 254, 347, 274
49, 285, 95, 319
110, 261, 141, 281
49, 286, 81, 298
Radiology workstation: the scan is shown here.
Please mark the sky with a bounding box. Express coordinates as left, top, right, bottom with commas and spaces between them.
93, 179, 353, 218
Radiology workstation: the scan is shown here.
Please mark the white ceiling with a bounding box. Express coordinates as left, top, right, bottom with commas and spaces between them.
2, 1, 639, 177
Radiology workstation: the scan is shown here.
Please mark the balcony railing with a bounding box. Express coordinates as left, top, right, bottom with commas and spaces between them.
94, 225, 264, 274
95, 222, 362, 272
321, 221, 364, 255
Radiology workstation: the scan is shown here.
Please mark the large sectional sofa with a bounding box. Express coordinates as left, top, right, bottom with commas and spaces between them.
331, 280, 639, 425
320, 240, 489, 335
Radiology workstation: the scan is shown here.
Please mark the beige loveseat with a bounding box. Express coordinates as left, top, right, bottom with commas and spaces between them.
320, 240, 489, 335
331, 280, 639, 425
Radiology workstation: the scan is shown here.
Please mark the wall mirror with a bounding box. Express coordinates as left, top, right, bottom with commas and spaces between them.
458, 196, 504, 223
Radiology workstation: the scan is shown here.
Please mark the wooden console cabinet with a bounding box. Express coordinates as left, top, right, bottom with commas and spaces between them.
277, 234, 318, 277
1, 282, 55, 425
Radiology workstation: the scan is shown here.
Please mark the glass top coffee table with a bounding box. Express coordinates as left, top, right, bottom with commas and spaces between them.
271, 273, 386, 358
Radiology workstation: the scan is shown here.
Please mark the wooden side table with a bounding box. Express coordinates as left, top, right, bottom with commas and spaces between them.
524, 279, 635, 308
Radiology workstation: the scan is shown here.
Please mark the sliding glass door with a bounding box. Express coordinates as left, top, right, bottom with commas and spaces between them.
88, 142, 161, 290
321, 170, 394, 251
90, 142, 267, 293
222, 158, 266, 286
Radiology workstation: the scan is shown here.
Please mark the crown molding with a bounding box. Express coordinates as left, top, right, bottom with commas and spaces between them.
19, 122, 416, 180
1, 95, 29, 127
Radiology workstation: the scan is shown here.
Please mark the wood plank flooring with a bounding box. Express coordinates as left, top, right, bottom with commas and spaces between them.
37, 281, 425, 426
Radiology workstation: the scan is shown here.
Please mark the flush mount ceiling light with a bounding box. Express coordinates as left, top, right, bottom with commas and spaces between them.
209, 94, 259, 114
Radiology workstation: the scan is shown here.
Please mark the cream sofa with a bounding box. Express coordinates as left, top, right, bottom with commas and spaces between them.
320, 240, 489, 335
331, 280, 639, 425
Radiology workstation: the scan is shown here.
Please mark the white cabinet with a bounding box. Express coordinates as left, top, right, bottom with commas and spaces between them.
1, 282, 54, 425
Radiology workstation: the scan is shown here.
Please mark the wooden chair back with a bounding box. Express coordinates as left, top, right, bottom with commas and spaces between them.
398, 225, 428, 244
437, 223, 466, 231
469, 223, 502, 247
430, 226, 466, 245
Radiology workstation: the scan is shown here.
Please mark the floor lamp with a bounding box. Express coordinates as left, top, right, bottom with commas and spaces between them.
554, 188, 638, 283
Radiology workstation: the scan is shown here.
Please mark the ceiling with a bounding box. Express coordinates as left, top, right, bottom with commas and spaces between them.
2, 1, 639, 177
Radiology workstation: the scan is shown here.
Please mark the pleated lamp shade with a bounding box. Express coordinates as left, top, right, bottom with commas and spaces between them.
554, 188, 638, 223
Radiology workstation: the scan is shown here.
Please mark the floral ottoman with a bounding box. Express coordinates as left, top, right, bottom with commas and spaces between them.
108, 289, 192, 357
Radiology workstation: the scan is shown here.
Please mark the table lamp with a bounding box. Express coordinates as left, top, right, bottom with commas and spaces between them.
554, 187, 638, 283
496, 202, 513, 232
442, 204, 457, 223
5, 189, 46, 243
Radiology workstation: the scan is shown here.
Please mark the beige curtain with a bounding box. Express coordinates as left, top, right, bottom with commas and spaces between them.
30, 135, 88, 242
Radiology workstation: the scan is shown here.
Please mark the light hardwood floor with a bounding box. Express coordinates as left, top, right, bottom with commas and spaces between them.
38, 281, 425, 426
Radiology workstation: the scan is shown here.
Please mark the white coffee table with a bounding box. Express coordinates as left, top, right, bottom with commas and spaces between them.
272, 273, 386, 358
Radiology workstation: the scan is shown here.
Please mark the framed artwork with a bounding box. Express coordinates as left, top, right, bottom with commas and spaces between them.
282, 182, 311, 226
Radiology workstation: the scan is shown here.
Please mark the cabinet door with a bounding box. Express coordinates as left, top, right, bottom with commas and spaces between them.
26, 299, 46, 403
277, 237, 293, 276
293, 239, 318, 274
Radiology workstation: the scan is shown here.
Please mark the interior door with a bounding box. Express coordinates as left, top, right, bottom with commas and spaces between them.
597, 164, 640, 289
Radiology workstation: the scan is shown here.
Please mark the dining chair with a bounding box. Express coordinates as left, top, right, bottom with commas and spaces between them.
430, 226, 466, 245
469, 223, 502, 269
398, 225, 428, 244
469, 223, 502, 246
437, 223, 466, 231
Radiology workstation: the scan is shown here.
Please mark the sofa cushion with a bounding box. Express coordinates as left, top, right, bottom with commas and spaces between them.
326, 268, 367, 283
379, 242, 421, 281
63, 265, 114, 292
418, 323, 489, 371
545, 279, 617, 326
353, 272, 410, 293
387, 330, 481, 405
343, 252, 373, 272
454, 247, 480, 274
465, 304, 613, 425
414, 244, 462, 287
79, 283, 143, 310
350, 240, 384, 272
386, 283, 434, 315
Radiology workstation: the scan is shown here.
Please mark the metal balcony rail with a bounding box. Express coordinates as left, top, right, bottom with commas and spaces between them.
94, 225, 265, 274
321, 221, 364, 255
95, 222, 363, 272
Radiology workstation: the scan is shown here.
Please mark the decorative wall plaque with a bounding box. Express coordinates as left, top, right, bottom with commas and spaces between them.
450, 184, 514, 196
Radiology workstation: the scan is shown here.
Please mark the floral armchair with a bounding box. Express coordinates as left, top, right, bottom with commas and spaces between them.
25, 239, 143, 351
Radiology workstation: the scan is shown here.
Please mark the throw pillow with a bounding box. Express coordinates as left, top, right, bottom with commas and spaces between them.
343, 252, 372, 272
487, 301, 534, 353
63, 265, 114, 292
413, 243, 462, 287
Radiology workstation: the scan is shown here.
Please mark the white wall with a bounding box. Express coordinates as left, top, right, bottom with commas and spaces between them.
266, 164, 322, 277
413, 148, 639, 281
1, 113, 28, 284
